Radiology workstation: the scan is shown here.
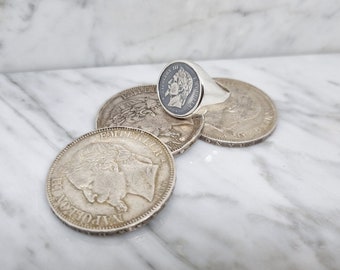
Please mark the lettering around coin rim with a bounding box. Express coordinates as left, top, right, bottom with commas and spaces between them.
46, 127, 175, 234
96, 85, 204, 155
157, 61, 202, 118
199, 78, 277, 147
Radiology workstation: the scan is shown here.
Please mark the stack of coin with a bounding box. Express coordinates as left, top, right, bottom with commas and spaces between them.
46, 60, 277, 234
96, 85, 204, 155
155, 61, 277, 147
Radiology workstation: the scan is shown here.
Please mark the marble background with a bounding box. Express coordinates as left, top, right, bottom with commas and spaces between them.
1, 0, 340, 73
0, 54, 340, 269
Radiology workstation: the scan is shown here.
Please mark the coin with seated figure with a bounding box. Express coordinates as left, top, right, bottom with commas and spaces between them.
46, 127, 175, 234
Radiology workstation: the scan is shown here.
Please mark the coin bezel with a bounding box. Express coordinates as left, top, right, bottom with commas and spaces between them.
157, 60, 204, 119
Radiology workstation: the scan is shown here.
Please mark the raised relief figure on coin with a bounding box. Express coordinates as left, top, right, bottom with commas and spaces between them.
106, 96, 193, 146
165, 67, 193, 108
110, 97, 159, 126
64, 143, 158, 216
207, 94, 260, 138
199, 78, 277, 146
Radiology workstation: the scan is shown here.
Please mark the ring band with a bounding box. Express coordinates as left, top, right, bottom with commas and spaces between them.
157, 60, 230, 119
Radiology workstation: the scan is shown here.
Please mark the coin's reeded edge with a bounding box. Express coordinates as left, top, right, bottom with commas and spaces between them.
171, 114, 204, 155
199, 78, 278, 147
46, 126, 176, 234
200, 125, 277, 147
95, 85, 205, 156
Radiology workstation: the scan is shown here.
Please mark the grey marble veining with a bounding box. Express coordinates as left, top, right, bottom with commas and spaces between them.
0, 54, 340, 270
1, 0, 340, 72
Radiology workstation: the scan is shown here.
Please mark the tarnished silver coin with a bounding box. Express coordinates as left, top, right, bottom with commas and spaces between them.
198, 78, 277, 147
158, 61, 201, 118
96, 85, 204, 155
46, 127, 175, 234
157, 61, 230, 119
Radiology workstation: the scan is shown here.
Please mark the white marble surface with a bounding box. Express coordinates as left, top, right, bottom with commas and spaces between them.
1, 0, 340, 73
1, 54, 340, 270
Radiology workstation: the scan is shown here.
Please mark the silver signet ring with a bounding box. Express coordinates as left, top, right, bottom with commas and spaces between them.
157, 60, 230, 119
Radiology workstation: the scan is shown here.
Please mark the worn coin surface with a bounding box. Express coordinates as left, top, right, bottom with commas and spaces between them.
96, 85, 204, 155
46, 127, 175, 234
198, 78, 277, 147
157, 61, 201, 118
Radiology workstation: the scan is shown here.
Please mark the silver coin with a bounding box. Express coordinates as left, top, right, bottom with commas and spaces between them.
157, 61, 202, 118
96, 85, 204, 155
198, 78, 277, 147
46, 127, 175, 234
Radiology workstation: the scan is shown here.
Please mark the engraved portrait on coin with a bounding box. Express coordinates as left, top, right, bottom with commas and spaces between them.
165, 66, 193, 108
198, 78, 277, 147
46, 127, 175, 234
64, 143, 158, 217
96, 85, 204, 155
158, 62, 201, 118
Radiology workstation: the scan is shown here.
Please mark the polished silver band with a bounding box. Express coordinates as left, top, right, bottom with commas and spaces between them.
157, 60, 230, 119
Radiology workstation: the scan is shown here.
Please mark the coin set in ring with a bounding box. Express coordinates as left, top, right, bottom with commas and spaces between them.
46, 61, 277, 234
